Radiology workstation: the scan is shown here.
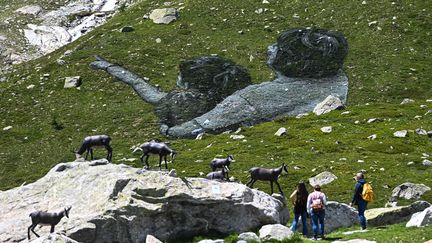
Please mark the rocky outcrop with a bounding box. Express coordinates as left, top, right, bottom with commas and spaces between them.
0, 161, 288, 242
406, 206, 432, 227
15, 5, 43, 16
389, 183, 431, 203
365, 201, 431, 226
238, 232, 260, 242
297, 202, 358, 234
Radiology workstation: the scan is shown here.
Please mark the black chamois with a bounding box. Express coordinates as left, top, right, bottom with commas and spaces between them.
133, 141, 176, 170
210, 154, 234, 178
246, 163, 288, 195
28, 206, 72, 240
206, 165, 229, 180
73, 135, 112, 162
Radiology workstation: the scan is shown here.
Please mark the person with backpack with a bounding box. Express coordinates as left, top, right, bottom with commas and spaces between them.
307, 184, 327, 240
349, 172, 369, 230
289, 181, 309, 236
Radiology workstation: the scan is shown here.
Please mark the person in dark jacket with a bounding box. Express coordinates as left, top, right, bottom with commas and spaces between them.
349, 172, 367, 230
289, 181, 309, 236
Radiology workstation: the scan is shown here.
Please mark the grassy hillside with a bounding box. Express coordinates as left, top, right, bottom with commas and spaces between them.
0, 0, 432, 240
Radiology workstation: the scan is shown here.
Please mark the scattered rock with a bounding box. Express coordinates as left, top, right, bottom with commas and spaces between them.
2, 126, 12, 131
0, 162, 288, 242
195, 133, 205, 140
321, 126, 332, 133
366, 201, 431, 226
393, 130, 408, 138
149, 8, 179, 24
423, 159, 432, 166
309, 171, 337, 186
274, 127, 287, 136
407, 161, 415, 166
389, 183, 431, 202
296, 113, 309, 118
146, 234, 163, 243
367, 118, 378, 123
230, 135, 245, 140
64, 76, 81, 88
406, 206, 432, 227
415, 128, 428, 136
238, 232, 260, 242
259, 224, 293, 241
27, 84, 35, 89
120, 26, 134, 32
15, 5, 43, 16
367, 134, 377, 140
297, 202, 357, 234
401, 98, 415, 104
313, 95, 344, 115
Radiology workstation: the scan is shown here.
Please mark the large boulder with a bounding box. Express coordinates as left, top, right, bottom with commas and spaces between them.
389, 183, 431, 202
267, 28, 348, 78
313, 95, 345, 115
0, 162, 288, 242
259, 224, 293, 241
15, 5, 43, 16
149, 8, 179, 24
406, 206, 432, 227
156, 56, 252, 126
297, 202, 358, 234
365, 201, 431, 226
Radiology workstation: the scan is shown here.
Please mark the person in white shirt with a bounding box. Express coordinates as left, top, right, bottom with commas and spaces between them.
307, 184, 327, 240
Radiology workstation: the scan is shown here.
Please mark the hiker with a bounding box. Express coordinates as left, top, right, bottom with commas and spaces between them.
349, 172, 368, 230
289, 181, 309, 236
307, 184, 327, 240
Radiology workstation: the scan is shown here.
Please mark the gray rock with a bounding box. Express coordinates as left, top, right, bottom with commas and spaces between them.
230, 135, 245, 140
274, 127, 287, 136
423, 159, 432, 166
309, 171, 337, 186
267, 28, 348, 78
64, 76, 81, 88
238, 232, 260, 242
365, 201, 431, 226
24, 24, 72, 54
88, 159, 109, 166
415, 128, 428, 136
313, 95, 345, 115
400, 98, 415, 104
406, 206, 432, 227
30, 233, 78, 243
0, 162, 288, 242
146, 234, 163, 243
297, 201, 357, 234
120, 26, 134, 32
389, 183, 431, 202
198, 240, 224, 243
428, 131, 432, 137
393, 130, 408, 138
321, 126, 333, 133
15, 5, 43, 16
149, 8, 179, 24
259, 224, 293, 241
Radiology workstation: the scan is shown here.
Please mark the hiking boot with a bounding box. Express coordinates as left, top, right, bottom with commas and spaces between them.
312, 236, 318, 240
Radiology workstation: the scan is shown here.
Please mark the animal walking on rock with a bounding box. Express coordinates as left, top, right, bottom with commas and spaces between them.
28, 206, 72, 240
73, 135, 112, 162
206, 165, 229, 180
133, 141, 176, 170
246, 163, 288, 195
210, 154, 234, 179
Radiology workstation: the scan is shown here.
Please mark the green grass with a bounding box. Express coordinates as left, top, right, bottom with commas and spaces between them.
0, 0, 432, 241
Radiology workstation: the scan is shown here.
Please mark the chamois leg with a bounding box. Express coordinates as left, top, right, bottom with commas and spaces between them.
270, 181, 274, 195
164, 155, 168, 169
246, 178, 253, 187
144, 154, 150, 169
158, 155, 163, 170
247, 179, 256, 188
90, 148, 94, 160
105, 145, 113, 162
30, 224, 40, 238
50, 225, 55, 233
85, 149, 90, 160
275, 181, 284, 195
28, 224, 33, 240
